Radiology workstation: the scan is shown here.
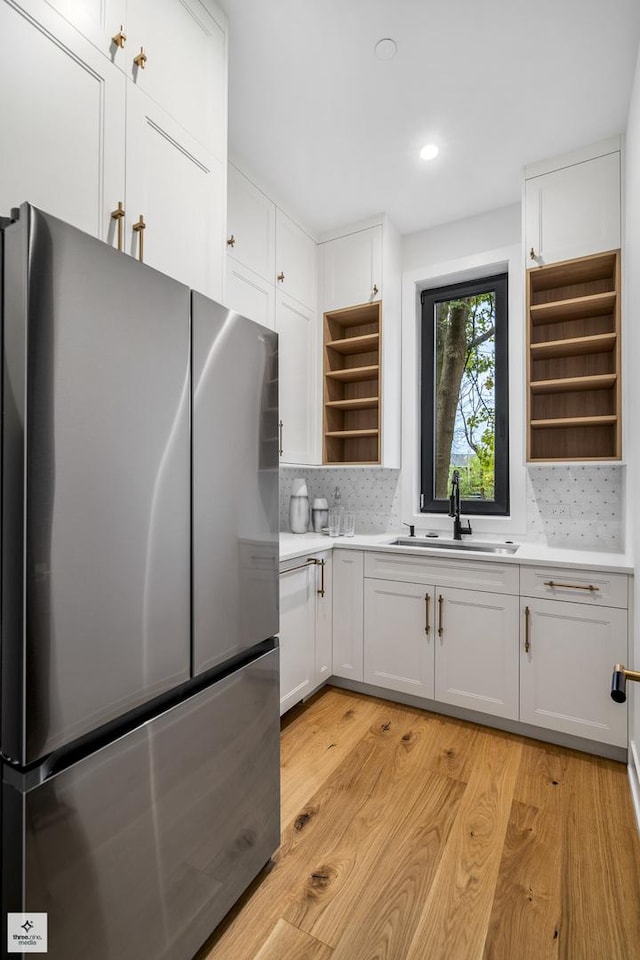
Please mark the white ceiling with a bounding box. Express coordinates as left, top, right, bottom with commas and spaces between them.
221, 0, 640, 238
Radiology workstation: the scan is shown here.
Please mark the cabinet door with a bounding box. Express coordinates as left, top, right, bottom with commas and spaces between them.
225, 259, 275, 330
320, 226, 382, 311
520, 598, 627, 747
279, 563, 315, 715
525, 152, 620, 265
127, 0, 227, 160
435, 588, 519, 720
227, 165, 276, 281
275, 209, 317, 309
364, 580, 435, 698
126, 84, 224, 300
40, 0, 127, 61
0, 0, 125, 243
276, 292, 317, 465
315, 552, 333, 687
332, 551, 364, 681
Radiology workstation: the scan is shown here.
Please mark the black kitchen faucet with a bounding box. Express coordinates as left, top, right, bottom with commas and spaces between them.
448, 469, 472, 540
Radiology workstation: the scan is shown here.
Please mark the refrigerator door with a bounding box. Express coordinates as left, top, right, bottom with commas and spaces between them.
2, 205, 191, 765
3, 648, 280, 960
192, 292, 278, 675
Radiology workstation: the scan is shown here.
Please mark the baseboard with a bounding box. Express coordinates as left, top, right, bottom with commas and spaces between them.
628, 740, 640, 835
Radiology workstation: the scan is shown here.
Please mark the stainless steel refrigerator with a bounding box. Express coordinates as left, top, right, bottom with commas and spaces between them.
1, 204, 280, 959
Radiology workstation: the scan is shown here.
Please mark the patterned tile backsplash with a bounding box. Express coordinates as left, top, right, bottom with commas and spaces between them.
281, 464, 624, 551
280, 467, 401, 535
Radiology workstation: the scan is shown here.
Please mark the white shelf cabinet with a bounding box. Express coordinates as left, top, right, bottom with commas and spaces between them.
320, 225, 382, 312
364, 579, 435, 698
524, 147, 620, 267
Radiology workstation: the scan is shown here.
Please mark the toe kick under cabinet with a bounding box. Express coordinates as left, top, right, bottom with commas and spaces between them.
519, 565, 628, 748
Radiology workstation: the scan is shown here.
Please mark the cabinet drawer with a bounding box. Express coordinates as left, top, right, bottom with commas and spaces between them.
520, 565, 628, 608
364, 552, 519, 595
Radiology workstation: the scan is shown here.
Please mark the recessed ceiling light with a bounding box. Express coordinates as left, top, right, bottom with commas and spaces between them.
374, 38, 397, 61
420, 144, 439, 161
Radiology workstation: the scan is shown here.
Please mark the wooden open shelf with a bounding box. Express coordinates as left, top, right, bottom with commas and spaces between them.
323, 302, 381, 464
526, 250, 621, 462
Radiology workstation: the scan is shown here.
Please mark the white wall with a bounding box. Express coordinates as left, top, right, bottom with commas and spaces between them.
402, 204, 521, 272
624, 43, 640, 807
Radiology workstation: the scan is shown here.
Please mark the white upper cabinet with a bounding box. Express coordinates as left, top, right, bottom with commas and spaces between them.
126, 0, 227, 160
320, 225, 382, 312
276, 293, 317, 464
524, 147, 621, 267
0, 0, 125, 240
275, 209, 317, 309
38, 0, 127, 61
126, 84, 224, 300
226, 166, 276, 282
224, 260, 276, 329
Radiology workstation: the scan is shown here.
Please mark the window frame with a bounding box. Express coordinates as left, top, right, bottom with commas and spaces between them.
420, 272, 510, 516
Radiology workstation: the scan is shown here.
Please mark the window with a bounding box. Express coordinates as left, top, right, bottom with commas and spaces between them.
420, 273, 509, 516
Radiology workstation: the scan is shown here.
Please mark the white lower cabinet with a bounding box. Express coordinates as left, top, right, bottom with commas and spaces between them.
332, 551, 364, 681
278, 552, 332, 716
434, 588, 519, 720
364, 580, 435, 698
520, 597, 627, 747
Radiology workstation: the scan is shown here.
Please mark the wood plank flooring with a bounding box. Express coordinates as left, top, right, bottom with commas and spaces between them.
197, 687, 640, 960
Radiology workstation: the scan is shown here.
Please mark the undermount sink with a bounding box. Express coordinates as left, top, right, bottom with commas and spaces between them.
389, 538, 520, 555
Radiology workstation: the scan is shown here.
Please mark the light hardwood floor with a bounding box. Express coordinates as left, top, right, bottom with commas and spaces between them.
197, 686, 640, 960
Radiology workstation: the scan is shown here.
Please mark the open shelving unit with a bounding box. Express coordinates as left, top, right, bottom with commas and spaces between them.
526, 249, 621, 462
323, 302, 381, 464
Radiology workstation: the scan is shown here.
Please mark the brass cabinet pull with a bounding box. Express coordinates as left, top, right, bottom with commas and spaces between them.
134, 47, 147, 69
279, 557, 317, 576
372, 284, 379, 296
132, 215, 146, 262
524, 606, 531, 654
112, 25, 127, 48
318, 558, 326, 598
277, 271, 285, 282
278, 420, 283, 456
110, 201, 125, 252
437, 594, 443, 638
226, 234, 236, 247
543, 580, 599, 592
424, 593, 430, 636
530, 247, 536, 260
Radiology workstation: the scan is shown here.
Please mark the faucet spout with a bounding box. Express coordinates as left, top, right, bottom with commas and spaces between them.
448, 470, 472, 540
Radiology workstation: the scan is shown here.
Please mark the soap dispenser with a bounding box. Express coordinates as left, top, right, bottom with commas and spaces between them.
289, 477, 310, 534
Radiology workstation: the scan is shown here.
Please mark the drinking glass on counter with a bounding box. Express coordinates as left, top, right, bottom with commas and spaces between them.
328, 508, 341, 537
342, 511, 355, 537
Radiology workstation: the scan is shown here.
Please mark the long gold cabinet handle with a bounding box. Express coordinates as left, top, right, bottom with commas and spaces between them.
134, 47, 147, 69
132, 215, 146, 262
437, 595, 443, 638
424, 593, 430, 636
112, 25, 127, 48
318, 559, 326, 598
278, 420, 284, 456
543, 580, 599, 593
110, 201, 125, 252
524, 606, 531, 654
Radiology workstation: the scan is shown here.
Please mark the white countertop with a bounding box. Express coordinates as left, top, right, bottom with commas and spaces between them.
279, 531, 634, 574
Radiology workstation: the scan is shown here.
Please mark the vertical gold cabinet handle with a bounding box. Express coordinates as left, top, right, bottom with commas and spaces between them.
134, 47, 147, 69
317, 559, 325, 598
524, 606, 531, 654
424, 593, 430, 636
132, 215, 146, 262
277, 272, 285, 283
226, 235, 236, 247
112, 25, 127, 48
110, 201, 125, 252
278, 420, 284, 456
437, 595, 443, 638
